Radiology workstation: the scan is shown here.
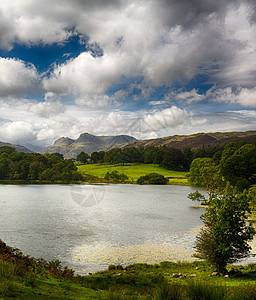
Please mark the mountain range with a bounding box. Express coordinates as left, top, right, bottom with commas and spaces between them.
1, 131, 256, 159
40, 133, 137, 158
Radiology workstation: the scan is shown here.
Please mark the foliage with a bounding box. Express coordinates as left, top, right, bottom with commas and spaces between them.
137, 173, 168, 185
187, 190, 207, 204
248, 184, 256, 210
189, 158, 223, 190
104, 170, 128, 182
219, 143, 256, 191
160, 147, 189, 170
193, 186, 255, 273
76, 151, 89, 164
188, 141, 256, 192
91, 151, 105, 163
0, 146, 82, 182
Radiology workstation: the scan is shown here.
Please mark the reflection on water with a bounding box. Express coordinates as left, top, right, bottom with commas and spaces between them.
0, 184, 230, 274
66, 226, 202, 275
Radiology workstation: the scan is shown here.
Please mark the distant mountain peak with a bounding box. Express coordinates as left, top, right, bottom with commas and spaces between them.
41, 133, 137, 158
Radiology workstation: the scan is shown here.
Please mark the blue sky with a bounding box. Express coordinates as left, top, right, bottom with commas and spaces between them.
0, 0, 256, 151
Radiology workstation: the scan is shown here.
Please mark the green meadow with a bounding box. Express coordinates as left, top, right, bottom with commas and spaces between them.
2, 254, 256, 299
77, 163, 189, 185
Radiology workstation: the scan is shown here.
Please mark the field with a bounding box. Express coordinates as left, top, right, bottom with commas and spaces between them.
77, 163, 189, 185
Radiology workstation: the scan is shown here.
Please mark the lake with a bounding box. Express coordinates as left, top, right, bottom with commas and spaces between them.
0, 184, 211, 274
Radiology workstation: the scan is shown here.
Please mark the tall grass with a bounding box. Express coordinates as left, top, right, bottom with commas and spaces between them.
229, 284, 256, 300
153, 279, 182, 300
186, 280, 228, 300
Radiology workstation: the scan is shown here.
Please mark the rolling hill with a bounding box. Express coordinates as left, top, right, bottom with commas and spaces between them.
125, 130, 256, 150
0, 141, 33, 153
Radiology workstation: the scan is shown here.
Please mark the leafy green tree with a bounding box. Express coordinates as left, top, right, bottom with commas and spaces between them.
104, 170, 128, 182
189, 158, 222, 188
194, 186, 255, 273
183, 147, 194, 167
90, 151, 100, 163
160, 147, 187, 170
104, 148, 122, 164
187, 190, 207, 204
220, 143, 256, 190
77, 151, 89, 164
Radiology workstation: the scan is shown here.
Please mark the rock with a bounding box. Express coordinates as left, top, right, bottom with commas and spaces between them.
116, 264, 123, 270
189, 274, 197, 277
164, 273, 170, 276
195, 267, 199, 270
224, 275, 229, 278
113, 273, 122, 277
172, 273, 180, 278
211, 272, 219, 276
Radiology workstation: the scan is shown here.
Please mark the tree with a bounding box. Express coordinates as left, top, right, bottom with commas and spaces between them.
194, 186, 255, 273
219, 143, 256, 191
77, 151, 89, 164
189, 158, 224, 201
160, 147, 187, 170
104, 170, 128, 182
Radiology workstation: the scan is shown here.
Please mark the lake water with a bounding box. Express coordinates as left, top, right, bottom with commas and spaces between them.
0, 184, 220, 274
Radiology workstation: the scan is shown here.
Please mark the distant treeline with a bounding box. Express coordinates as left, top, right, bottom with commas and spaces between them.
0, 146, 81, 182
77, 145, 224, 171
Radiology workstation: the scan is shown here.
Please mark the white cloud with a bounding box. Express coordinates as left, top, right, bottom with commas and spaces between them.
29, 99, 66, 118
0, 121, 37, 144
0, 0, 256, 102
171, 86, 256, 108
0, 58, 39, 97
0, 0, 256, 148
43, 52, 134, 99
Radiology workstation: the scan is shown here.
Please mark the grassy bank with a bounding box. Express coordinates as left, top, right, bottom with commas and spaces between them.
77, 163, 189, 185
1, 241, 256, 300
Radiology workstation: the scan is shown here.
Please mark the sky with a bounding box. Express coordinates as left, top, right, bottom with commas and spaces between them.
0, 0, 256, 151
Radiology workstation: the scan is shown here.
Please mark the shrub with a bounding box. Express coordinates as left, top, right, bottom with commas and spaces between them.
137, 173, 168, 185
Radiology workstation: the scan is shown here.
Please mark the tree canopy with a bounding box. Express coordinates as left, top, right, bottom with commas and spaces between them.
0, 146, 82, 182
194, 186, 255, 273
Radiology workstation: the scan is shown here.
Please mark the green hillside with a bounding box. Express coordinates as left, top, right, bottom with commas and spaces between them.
77, 163, 189, 184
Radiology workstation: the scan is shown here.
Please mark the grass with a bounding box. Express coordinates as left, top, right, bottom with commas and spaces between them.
2, 241, 256, 300
77, 163, 189, 185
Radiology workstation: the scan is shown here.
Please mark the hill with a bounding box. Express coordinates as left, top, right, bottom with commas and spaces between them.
125, 130, 256, 150
40, 133, 137, 158
40, 130, 256, 159
0, 141, 33, 153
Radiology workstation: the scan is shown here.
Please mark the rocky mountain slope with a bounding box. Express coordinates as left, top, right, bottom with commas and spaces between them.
0, 141, 33, 153
40, 133, 137, 158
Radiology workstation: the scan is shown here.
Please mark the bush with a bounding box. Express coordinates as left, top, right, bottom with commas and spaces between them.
137, 173, 168, 185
